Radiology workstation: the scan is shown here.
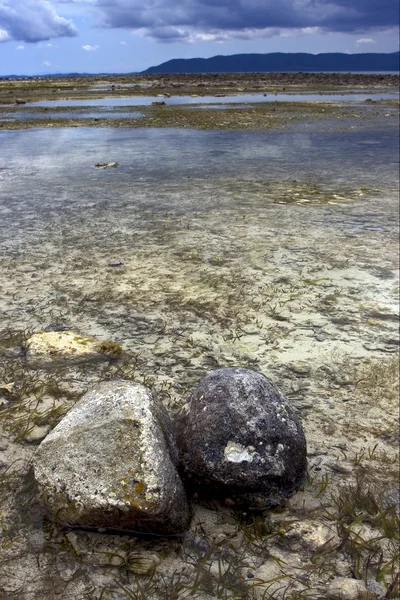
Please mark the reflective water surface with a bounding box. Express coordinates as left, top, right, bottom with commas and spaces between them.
12, 91, 399, 108
3, 110, 144, 120
1, 125, 398, 191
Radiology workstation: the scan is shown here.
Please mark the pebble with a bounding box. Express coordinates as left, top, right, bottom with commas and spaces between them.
93, 550, 127, 568
315, 333, 328, 342
23, 425, 52, 443
129, 552, 161, 575
287, 361, 311, 376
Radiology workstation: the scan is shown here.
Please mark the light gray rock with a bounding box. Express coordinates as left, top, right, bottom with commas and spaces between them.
177, 367, 307, 509
365, 580, 387, 599
33, 380, 190, 534
326, 577, 373, 600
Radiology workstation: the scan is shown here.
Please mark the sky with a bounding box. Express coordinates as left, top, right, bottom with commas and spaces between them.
0, 0, 399, 76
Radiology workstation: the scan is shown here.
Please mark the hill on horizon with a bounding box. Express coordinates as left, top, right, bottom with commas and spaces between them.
142, 51, 400, 74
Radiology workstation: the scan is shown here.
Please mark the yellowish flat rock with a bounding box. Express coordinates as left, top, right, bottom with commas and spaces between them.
26, 331, 115, 366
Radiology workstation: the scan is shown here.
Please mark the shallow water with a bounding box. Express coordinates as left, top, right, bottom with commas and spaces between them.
0, 121, 399, 600
2, 110, 144, 120
1, 124, 398, 337
14, 91, 399, 109
0, 125, 398, 191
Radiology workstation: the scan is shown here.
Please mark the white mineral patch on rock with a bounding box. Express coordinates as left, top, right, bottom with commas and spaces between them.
224, 441, 255, 463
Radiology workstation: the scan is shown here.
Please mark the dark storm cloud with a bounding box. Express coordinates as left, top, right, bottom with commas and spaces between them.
94, 0, 399, 41
0, 0, 78, 43
316, 0, 399, 31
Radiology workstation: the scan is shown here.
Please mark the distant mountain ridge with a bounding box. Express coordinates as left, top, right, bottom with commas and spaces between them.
142, 52, 400, 74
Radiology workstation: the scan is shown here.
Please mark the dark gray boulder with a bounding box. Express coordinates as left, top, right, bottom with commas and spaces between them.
177, 368, 307, 509
33, 380, 190, 534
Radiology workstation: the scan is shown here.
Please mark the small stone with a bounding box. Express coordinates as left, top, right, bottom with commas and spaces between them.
108, 261, 123, 267
65, 532, 80, 555
334, 375, 353, 386
183, 531, 211, 556
326, 577, 373, 600
315, 334, 328, 342
331, 316, 357, 325
365, 580, 387, 599
129, 552, 161, 575
306, 317, 329, 328
287, 361, 311, 376
177, 367, 307, 509
348, 522, 381, 544
23, 425, 52, 444
325, 459, 352, 474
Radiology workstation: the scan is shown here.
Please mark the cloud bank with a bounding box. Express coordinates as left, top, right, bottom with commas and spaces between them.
0, 0, 77, 43
1, 0, 398, 45
93, 0, 399, 42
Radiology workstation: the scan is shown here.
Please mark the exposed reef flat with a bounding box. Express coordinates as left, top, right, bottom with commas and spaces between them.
0, 72, 398, 132
1, 100, 399, 132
